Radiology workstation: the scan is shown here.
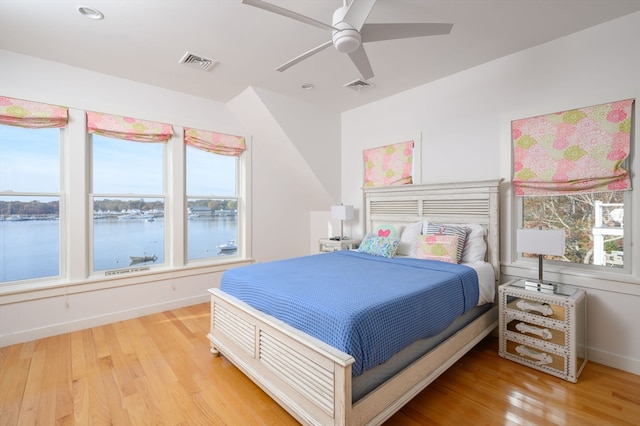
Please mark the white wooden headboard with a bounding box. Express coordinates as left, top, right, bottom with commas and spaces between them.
363, 179, 502, 282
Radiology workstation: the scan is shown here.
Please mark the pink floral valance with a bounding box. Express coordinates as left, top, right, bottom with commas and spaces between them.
512, 99, 633, 196
0, 96, 68, 128
87, 111, 173, 142
184, 128, 246, 157
363, 141, 413, 187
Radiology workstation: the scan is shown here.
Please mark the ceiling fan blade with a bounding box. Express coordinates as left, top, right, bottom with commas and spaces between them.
276, 40, 333, 72
242, 0, 336, 32
343, 0, 376, 31
360, 22, 453, 42
347, 44, 374, 80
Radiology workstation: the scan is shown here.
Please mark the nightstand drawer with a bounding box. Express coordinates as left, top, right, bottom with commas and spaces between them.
504, 340, 566, 373
505, 317, 566, 347
506, 296, 566, 322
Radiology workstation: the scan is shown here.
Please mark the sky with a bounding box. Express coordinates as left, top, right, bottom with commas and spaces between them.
0, 125, 236, 201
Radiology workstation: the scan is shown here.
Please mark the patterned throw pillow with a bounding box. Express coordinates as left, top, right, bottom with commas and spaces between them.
415, 234, 459, 264
424, 223, 468, 263
358, 233, 401, 258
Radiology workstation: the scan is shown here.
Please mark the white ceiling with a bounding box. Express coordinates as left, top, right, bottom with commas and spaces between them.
1, 1, 639, 112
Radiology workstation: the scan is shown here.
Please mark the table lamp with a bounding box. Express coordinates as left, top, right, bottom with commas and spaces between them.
517, 228, 565, 291
331, 204, 354, 240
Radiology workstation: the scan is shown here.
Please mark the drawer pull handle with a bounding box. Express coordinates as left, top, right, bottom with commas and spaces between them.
515, 322, 553, 340
516, 300, 554, 316
515, 345, 553, 365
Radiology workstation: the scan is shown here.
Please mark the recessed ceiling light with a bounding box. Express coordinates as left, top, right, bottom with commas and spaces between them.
301, 83, 314, 90
77, 5, 104, 20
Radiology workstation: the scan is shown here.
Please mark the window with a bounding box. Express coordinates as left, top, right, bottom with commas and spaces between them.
2, 100, 246, 286
513, 99, 633, 273
186, 145, 238, 261
0, 125, 61, 282
521, 191, 628, 269
91, 134, 165, 272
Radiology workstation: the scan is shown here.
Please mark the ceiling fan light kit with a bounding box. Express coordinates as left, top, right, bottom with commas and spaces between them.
333, 26, 361, 54
242, 0, 453, 81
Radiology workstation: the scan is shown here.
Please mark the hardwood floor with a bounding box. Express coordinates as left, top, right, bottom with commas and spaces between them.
1, 302, 638, 425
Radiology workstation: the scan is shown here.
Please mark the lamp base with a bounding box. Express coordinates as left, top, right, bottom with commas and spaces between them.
525, 280, 556, 294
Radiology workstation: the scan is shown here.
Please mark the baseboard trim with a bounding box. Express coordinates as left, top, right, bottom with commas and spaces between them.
0, 294, 209, 347
588, 347, 640, 375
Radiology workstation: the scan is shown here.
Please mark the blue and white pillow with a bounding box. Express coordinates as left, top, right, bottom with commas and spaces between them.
358, 233, 400, 258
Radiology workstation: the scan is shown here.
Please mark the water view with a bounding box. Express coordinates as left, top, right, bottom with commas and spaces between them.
0, 216, 237, 283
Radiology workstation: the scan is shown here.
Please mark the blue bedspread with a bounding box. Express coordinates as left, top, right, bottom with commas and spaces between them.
220, 250, 479, 376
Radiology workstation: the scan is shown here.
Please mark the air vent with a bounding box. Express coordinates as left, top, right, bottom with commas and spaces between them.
105, 266, 150, 276
343, 78, 374, 92
179, 51, 218, 72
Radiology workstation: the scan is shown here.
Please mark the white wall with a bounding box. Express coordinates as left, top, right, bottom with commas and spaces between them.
227, 87, 338, 262
341, 12, 640, 374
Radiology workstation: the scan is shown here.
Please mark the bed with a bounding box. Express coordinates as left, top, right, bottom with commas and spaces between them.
208, 179, 501, 425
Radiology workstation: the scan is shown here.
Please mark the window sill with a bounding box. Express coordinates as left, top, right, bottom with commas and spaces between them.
0, 257, 254, 305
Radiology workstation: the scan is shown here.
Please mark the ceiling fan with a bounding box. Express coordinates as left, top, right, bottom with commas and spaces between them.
241, 0, 453, 80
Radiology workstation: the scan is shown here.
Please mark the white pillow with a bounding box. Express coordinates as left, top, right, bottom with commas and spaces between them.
397, 221, 423, 256
459, 224, 487, 262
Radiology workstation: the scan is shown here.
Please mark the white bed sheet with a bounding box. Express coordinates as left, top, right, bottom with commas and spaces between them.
394, 257, 495, 305
464, 261, 495, 305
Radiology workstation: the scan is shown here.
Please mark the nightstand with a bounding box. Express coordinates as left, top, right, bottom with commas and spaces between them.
498, 279, 587, 382
318, 238, 360, 253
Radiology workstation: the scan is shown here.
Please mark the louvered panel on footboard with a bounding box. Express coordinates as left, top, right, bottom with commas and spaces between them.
212, 302, 255, 356
260, 332, 335, 416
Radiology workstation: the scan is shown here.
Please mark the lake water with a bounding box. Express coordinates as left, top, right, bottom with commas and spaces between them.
0, 217, 237, 283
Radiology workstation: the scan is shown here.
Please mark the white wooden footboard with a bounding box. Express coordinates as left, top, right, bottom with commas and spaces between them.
208, 288, 355, 426
208, 288, 498, 426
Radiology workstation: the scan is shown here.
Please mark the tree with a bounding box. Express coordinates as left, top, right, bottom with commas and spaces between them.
523, 191, 624, 266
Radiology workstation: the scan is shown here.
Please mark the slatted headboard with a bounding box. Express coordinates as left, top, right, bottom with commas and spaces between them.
363, 179, 502, 282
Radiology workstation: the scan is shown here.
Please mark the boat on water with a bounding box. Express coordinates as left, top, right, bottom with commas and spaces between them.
129, 254, 157, 263
218, 240, 237, 253
119, 213, 141, 220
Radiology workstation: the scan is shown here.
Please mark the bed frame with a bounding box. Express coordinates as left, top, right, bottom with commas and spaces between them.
208, 179, 502, 425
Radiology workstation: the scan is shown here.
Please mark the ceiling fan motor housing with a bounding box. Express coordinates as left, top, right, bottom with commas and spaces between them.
332, 6, 361, 53
333, 25, 361, 53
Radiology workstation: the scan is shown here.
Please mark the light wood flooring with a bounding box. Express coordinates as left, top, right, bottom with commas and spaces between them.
1, 302, 638, 425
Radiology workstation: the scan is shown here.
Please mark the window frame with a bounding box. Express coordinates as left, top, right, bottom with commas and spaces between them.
184, 143, 242, 263
88, 132, 168, 275
1, 108, 251, 293
507, 101, 637, 288
0, 124, 65, 284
